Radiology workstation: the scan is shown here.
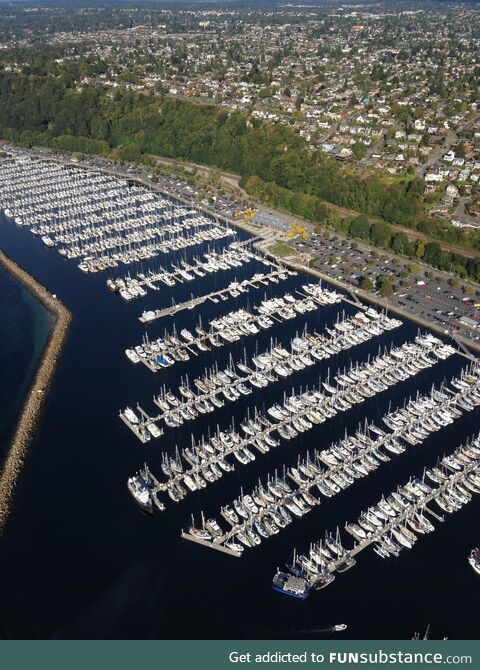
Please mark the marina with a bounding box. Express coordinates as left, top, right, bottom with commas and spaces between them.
120, 308, 401, 441
137, 267, 293, 324
0, 151, 479, 639
0, 158, 236, 273
131, 334, 456, 508
272, 433, 480, 598
110, 245, 281, 303
126, 282, 342, 370
180, 361, 480, 555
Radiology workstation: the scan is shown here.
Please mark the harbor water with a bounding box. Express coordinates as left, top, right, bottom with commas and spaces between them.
0, 207, 479, 640
0, 254, 53, 463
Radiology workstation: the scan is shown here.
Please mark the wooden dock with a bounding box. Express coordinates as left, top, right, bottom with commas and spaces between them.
145, 339, 460, 518
173, 371, 478, 556
181, 531, 242, 557
119, 412, 150, 444
328, 456, 479, 571
118, 244, 265, 299
136, 312, 381, 431
134, 287, 343, 375
138, 267, 289, 323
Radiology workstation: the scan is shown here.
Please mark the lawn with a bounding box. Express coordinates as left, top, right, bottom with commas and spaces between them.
268, 241, 296, 258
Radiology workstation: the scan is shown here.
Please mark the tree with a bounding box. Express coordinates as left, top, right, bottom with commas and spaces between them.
370, 222, 391, 249
424, 242, 443, 268
325, 210, 341, 230
378, 276, 394, 297
360, 276, 374, 290
314, 201, 328, 223
415, 239, 426, 259
352, 142, 367, 160
391, 232, 410, 255
349, 214, 370, 241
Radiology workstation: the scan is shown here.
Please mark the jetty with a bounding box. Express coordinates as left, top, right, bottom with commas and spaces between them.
0, 249, 71, 535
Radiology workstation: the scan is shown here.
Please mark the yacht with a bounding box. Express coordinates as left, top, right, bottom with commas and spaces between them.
468, 548, 480, 575
127, 468, 154, 513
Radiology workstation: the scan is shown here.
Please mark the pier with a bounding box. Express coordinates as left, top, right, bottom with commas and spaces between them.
326, 455, 479, 573
180, 531, 242, 557
129, 283, 343, 373
123, 310, 401, 439
451, 333, 477, 362
149, 335, 459, 511
179, 363, 480, 555
139, 267, 289, 323
114, 244, 270, 301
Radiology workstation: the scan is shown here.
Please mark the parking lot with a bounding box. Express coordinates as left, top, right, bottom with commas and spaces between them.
291, 232, 480, 344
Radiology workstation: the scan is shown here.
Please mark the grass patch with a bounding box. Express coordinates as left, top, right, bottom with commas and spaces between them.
268, 241, 296, 258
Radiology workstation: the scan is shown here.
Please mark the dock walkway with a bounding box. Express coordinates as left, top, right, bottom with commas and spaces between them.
155, 339, 456, 505
180, 370, 479, 556
139, 267, 289, 323
329, 457, 479, 571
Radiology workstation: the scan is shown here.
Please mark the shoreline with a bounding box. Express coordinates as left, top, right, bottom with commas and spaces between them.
256, 243, 480, 356
19, 148, 480, 348
0, 248, 71, 535
10, 147, 480, 358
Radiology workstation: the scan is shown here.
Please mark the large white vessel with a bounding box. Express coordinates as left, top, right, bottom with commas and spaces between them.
124, 407, 139, 424
468, 548, 480, 575
41, 235, 55, 248
127, 467, 154, 513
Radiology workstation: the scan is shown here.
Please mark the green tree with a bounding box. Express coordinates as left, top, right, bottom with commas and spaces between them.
391, 232, 410, 255
415, 239, 426, 259
370, 222, 391, 248
314, 201, 328, 223
349, 214, 370, 241
352, 142, 367, 160
360, 276, 374, 290
424, 242, 443, 267
378, 276, 394, 297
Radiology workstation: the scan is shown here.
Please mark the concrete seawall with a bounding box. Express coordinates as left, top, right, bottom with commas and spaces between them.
256, 245, 480, 356
0, 249, 71, 535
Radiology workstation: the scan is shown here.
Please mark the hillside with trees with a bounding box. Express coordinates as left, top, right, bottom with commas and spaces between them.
1, 69, 480, 281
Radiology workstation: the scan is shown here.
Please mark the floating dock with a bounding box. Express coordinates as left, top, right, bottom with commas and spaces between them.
139, 267, 289, 323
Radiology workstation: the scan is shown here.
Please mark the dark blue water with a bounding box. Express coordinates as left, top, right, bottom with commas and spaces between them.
0, 210, 478, 640
0, 261, 53, 460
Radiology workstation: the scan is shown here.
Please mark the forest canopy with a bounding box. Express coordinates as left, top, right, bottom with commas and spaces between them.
1, 70, 480, 281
